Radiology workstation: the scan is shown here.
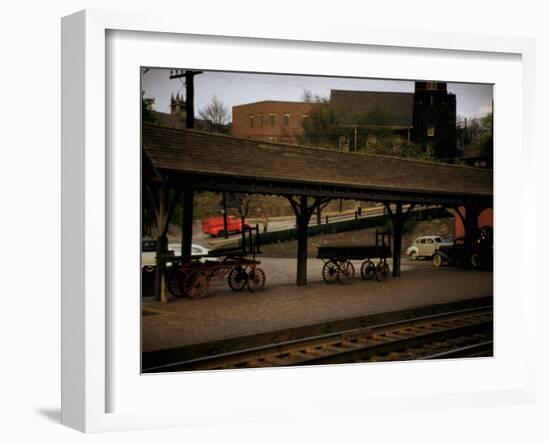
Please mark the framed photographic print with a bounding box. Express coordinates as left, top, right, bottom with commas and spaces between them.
61, 9, 537, 433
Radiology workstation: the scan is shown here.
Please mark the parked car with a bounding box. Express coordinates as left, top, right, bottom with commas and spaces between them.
433, 226, 493, 270
406, 235, 453, 260
141, 241, 212, 272
432, 237, 470, 268
201, 216, 249, 237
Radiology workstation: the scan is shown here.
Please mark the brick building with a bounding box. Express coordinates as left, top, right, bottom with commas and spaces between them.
232, 82, 457, 157
232, 101, 320, 144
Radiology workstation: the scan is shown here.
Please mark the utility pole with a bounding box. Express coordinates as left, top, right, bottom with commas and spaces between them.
169, 69, 202, 268
169, 69, 203, 128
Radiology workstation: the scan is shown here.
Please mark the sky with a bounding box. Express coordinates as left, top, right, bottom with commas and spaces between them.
141, 68, 493, 122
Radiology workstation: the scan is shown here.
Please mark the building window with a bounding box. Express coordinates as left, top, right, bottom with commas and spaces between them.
426, 81, 438, 90
283, 113, 290, 126
259, 114, 264, 127
427, 126, 435, 137
249, 115, 254, 128
269, 114, 276, 126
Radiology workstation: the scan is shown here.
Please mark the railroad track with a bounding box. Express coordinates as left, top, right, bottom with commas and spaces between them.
144, 306, 493, 373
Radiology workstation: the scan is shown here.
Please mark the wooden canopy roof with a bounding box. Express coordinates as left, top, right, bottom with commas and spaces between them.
142, 124, 492, 206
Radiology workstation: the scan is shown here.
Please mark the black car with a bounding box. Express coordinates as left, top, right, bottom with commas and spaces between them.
433, 227, 493, 270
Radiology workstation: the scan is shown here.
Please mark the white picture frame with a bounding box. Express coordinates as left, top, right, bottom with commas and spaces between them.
61, 9, 537, 433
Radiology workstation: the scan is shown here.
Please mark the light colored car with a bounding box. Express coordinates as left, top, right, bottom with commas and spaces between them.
406, 235, 453, 260
142, 242, 212, 271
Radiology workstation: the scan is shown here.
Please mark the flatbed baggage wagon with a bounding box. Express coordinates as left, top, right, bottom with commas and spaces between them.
317, 231, 391, 284
166, 225, 266, 299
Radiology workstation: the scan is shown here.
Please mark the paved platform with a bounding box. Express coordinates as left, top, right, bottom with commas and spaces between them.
142, 259, 493, 353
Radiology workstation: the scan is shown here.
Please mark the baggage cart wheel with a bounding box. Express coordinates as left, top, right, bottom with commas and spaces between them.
228, 266, 248, 291
375, 262, 390, 281
322, 260, 340, 284
339, 261, 355, 284
167, 268, 188, 297
184, 270, 210, 299
360, 259, 376, 280
247, 268, 266, 292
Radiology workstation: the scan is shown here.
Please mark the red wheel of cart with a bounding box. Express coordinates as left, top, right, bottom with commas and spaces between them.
339, 260, 355, 284
184, 270, 210, 299
247, 267, 266, 292
375, 262, 390, 281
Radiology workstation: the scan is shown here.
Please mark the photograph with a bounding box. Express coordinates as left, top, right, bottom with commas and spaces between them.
140, 68, 494, 373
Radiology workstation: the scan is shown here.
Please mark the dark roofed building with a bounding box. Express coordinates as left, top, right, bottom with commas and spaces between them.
459, 144, 493, 169
150, 110, 188, 130
330, 90, 414, 127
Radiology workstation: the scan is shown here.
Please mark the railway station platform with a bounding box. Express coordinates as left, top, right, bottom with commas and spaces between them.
142, 258, 493, 366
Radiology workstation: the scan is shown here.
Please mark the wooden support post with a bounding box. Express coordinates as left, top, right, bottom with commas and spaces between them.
154, 186, 167, 302
222, 192, 228, 239
287, 195, 329, 286
463, 205, 481, 269
154, 234, 168, 302
392, 203, 403, 277
296, 195, 310, 286
181, 189, 194, 264
241, 217, 247, 253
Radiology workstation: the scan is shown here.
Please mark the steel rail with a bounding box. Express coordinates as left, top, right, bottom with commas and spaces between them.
420, 340, 494, 360
143, 305, 492, 373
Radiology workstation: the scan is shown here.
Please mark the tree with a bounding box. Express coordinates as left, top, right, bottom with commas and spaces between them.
300, 102, 345, 149
301, 88, 328, 104
353, 107, 393, 126
458, 113, 493, 151
226, 193, 257, 247
141, 92, 156, 123
198, 95, 229, 132
226, 193, 256, 222
479, 112, 493, 156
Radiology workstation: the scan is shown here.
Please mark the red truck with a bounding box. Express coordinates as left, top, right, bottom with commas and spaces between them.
201, 216, 249, 237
